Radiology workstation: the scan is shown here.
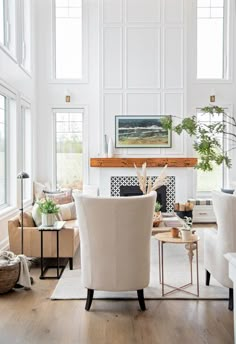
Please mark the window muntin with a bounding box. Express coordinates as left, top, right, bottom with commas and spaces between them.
196, 109, 224, 193
0, 94, 6, 207
197, 0, 227, 79
21, 0, 31, 72
55, 0, 82, 79
0, 0, 16, 57
55, 111, 83, 190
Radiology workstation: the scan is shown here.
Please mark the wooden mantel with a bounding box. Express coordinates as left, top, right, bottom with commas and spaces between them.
90, 157, 198, 168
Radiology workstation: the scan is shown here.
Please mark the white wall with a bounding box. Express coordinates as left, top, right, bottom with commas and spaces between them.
0, 2, 37, 249
35, 0, 236, 198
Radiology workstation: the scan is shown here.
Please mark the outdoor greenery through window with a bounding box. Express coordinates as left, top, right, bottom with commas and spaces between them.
197, 109, 224, 193
197, 0, 226, 79
55, 0, 82, 79
0, 94, 6, 207
55, 111, 83, 190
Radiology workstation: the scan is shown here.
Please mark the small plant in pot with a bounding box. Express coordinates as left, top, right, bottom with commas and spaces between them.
37, 199, 59, 227
153, 202, 162, 227
181, 216, 193, 240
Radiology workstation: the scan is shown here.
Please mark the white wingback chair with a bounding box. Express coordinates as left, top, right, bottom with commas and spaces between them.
204, 191, 236, 310
74, 191, 156, 311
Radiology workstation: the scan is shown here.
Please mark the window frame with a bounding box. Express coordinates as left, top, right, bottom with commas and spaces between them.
51, 0, 88, 84
0, 92, 7, 209
20, 98, 32, 204
19, 0, 32, 76
52, 106, 88, 190
0, 0, 17, 63
194, 0, 233, 83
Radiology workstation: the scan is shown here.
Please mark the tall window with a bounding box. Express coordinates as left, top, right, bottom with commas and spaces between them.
197, 109, 224, 193
22, 104, 31, 200
197, 0, 227, 79
21, 0, 31, 72
0, 94, 6, 207
54, 0, 82, 79
0, 0, 16, 57
55, 111, 83, 189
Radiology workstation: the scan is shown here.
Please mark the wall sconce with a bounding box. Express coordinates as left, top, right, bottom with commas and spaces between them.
210, 89, 216, 103
65, 89, 71, 103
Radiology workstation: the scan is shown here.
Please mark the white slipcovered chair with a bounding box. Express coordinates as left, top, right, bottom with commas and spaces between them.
204, 190, 236, 310
74, 191, 156, 311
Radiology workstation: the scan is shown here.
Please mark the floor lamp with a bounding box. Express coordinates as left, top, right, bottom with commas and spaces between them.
17, 172, 30, 254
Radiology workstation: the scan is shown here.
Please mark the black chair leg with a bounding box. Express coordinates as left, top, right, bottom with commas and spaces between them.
85, 289, 94, 311
69, 258, 73, 270
137, 289, 146, 311
229, 288, 234, 311
206, 270, 211, 286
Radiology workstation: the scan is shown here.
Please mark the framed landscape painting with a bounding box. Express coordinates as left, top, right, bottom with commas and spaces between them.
115, 115, 172, 148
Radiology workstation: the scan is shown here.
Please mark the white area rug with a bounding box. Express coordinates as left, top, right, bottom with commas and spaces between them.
51, 230, 229, 300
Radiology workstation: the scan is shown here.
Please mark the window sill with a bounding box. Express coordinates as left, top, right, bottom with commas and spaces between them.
0, 206, 18, 221
0, 44, 17, 64
48, 77, 89, 85
19, 64, 32, 78
194, 78, 233, 84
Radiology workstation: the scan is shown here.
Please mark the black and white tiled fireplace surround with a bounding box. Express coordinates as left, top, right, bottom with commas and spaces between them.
110, 176, 176, 213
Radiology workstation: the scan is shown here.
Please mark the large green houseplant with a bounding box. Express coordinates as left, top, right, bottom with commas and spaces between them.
161, 105, 233, 172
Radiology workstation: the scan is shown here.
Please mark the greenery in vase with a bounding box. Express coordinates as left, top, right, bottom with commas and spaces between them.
161, 105, 233, 172
37, 199, 60, 214
155, 201, 162, 212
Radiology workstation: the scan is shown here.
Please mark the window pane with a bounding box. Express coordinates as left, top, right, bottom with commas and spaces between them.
55, 0, 82, 79
0, 0, 4, 44
0, 94, 6, 206
197, 0, 225, 79
55, 112, 83, 190
197, 109, 224, 193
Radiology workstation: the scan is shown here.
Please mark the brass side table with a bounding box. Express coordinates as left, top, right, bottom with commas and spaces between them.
155, 232, 200, 297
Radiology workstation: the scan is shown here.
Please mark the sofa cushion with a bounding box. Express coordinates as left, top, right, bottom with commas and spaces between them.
32, 203, 42, 227
44, 190, 73, 204
59, 202, 77, 221
18, 212, 35, 227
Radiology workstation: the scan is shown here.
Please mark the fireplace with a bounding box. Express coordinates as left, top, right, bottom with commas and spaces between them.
120, 185, 167, 212
111, 176, 175, 212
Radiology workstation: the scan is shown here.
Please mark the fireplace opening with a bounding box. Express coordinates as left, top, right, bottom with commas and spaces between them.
120, 185, 167, 212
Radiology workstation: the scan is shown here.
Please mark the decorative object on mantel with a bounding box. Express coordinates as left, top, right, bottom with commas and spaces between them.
103, 134, 108, 157
161, 105, 233, 171
90, 157, 197, 168
107, 137, 114, 158
37, 198, 60, 227
115, 115, 172, 148
134, 162, 168, 194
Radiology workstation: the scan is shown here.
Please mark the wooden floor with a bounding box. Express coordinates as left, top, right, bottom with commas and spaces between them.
0, 223, 234, 344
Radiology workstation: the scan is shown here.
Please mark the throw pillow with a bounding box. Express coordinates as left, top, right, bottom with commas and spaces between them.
32, 203, 42, 227
18, 212, 35, 227
45, 190, 73, 204
58, 202, 77, 221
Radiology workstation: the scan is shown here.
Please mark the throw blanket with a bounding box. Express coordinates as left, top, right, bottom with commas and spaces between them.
0, 251, 31, 289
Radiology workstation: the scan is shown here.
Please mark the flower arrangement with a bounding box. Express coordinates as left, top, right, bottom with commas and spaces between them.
134, 163, 168, 194
37, 198, 60, 215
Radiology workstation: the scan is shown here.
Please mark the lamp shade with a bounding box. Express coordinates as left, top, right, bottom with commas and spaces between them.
17, 172, 30, 179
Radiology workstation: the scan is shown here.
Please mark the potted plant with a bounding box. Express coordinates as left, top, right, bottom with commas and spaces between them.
180, 216, 193, 240
153, 202, 162, 227
37, 199, 59, 227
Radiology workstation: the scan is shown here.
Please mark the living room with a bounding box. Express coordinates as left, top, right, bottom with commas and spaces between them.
0, 0, 236, 343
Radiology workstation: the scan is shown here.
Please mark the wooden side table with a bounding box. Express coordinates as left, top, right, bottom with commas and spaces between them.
38, 221, 66, 279
155, 232, 200, 297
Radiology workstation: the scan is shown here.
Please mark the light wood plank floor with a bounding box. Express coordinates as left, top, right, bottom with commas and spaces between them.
0, 224, 234, 344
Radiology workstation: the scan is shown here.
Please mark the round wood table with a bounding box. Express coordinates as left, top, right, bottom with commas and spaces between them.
155, 232, 200, 297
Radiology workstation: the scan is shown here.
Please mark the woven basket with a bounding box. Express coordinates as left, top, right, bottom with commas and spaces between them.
0, 262, 20, 294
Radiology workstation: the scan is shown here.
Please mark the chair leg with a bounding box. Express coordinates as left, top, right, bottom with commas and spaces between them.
69, 258, 73, 270
229, 288, 234, 311
85, 289, 94, 311
206, 270, 211, 286
137, 289, 146, 311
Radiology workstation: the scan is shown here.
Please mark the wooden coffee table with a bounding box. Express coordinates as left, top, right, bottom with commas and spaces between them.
155, 232, 200, 297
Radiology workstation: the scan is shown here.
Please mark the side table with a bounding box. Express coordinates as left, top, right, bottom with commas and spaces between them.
38, 221, 66, 279
155, 232, 200, 297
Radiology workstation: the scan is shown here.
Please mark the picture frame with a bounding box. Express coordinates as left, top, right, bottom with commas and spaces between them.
115, 115, 172, 148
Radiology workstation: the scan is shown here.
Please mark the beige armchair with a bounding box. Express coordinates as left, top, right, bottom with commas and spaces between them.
8, 216, 80, 270
74, 191, 156, 311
